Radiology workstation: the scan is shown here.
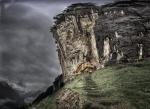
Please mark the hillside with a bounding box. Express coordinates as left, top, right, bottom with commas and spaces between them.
28, 58, 150, 109
28, 1, 150, 108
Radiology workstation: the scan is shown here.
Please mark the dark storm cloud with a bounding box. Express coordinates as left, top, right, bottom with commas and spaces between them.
3, 0, 113, 3
49, 0, 113, 4
0, 2, 62, 103
13, 0, 113, 3
0, 0, 114, 105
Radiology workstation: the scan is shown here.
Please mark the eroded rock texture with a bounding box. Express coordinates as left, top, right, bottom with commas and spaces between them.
51, 1, 150, 81
51, 3, 100, 81
96, 0, 150, 64
56, 89, 83, 109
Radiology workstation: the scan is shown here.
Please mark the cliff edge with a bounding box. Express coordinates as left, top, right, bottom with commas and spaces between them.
51, 1, 150, 82
28, 1, 150, 109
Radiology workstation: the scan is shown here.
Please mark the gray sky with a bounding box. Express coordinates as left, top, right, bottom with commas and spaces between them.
0, 0, 114, 103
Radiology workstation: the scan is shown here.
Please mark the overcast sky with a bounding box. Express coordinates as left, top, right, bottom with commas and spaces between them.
0, 0, 114, 103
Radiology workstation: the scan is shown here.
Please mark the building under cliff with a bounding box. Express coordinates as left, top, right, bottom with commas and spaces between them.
51, 1, 150, 81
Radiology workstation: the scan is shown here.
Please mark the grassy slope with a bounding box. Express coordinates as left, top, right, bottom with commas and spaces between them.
28, 59, 150, 109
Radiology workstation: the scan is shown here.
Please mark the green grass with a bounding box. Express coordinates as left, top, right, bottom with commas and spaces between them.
28, 58, 150, 109
27, 91, 57, 109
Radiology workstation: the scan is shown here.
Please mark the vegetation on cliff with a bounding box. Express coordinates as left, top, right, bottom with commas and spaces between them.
28, 58, 150, 109
28, 1, 150, 108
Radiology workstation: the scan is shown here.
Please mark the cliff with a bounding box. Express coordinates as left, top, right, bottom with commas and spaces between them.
51, 1, 150, 81
51, 3, 100, 81
27, 1, 150, 109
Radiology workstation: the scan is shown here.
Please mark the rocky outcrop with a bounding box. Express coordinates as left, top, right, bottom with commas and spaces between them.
95, 0, 150, 64
51, 1, 150, 81
51, 3, 102, 81
56, 89, 83, 109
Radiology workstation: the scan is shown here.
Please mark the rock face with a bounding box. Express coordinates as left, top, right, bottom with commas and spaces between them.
56, 89, 83, 109
51, 1, 150, 81
95, 0, 150, 63
51, 3, 101, 81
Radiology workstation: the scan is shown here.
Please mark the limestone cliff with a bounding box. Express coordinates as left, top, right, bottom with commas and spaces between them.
51, 1, 150, 81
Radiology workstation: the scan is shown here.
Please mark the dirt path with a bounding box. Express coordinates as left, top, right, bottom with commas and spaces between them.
84, 74, 120, 109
